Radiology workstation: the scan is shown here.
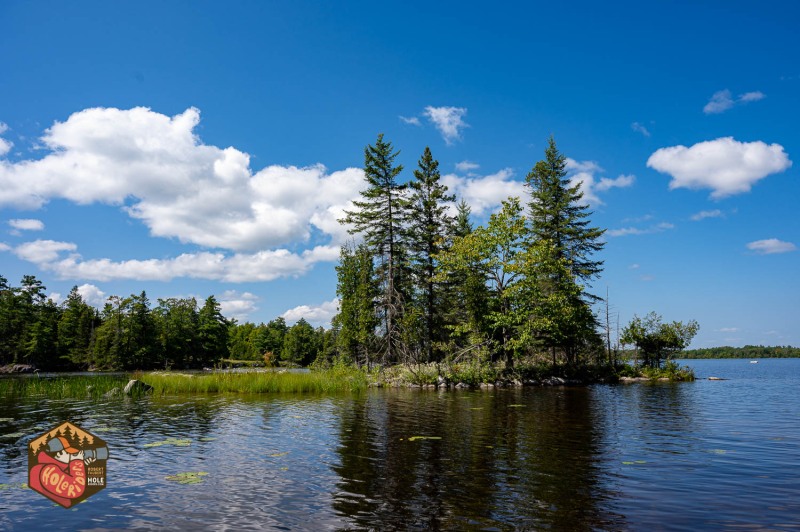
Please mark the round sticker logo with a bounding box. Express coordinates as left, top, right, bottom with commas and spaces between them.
28, 421, 109, 508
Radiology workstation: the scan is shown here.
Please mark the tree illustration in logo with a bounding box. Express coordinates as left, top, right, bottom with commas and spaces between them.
28, 422, 109, 508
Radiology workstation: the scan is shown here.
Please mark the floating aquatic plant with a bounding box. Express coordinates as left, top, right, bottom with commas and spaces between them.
144, 438, 192, 448
269, 451, 289, 457
165, 472, 208, 485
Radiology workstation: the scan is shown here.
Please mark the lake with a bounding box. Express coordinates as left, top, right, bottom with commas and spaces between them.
1, 358, 799, 530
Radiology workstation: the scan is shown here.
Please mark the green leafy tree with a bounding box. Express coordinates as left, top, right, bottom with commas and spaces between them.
334, 242, 378, 367
155, 297, 199, 369
256, 317, 288, 364
621, 312, 699, 368
340, 134, 409, 364
406, 146, 455, 363
281, 318, 318, 366
437, 198, 527, 367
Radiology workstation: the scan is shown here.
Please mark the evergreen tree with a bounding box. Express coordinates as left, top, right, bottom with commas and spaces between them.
525, 137, 605, 364
197, 295, 229, 367
126, 291, 158, 369
406, 147, 455, 363
340, 134, 409, 364
58, 286, 98, 368
525, 137, 605, 287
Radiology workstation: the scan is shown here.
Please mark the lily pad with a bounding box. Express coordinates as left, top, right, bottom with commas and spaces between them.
408, 436, 442, 442
144, 438, 192, 448
0, 483, 28, 490
165, 471, 208, 485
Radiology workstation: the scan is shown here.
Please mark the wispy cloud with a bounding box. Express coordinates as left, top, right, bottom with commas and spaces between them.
455, 160, 479, 173
565, 158, 635, 206
423, 106, 468, 145
399, 115, 421, 126
746, 238, 797, 255
647, 137, 792, 198
0, 122, 12, 157
631, 122, 651, 137
607, 222, 674, 237
703, 89, 766, 114
690, 209, 723, 221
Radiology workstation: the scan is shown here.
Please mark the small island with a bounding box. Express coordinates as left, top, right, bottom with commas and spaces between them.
2, 138, 702, 398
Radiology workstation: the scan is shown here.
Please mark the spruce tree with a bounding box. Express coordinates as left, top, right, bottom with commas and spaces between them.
524, 137, 605, 364
525, 137, 605, 287
340, 134, 409, 364
406, 147, 455, 363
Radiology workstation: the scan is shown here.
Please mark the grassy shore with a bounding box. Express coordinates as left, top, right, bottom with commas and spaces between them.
0, 368, 368, 399
0, 360, 693, 399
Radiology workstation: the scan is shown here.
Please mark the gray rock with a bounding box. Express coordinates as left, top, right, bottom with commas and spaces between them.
123, 379, 154, 396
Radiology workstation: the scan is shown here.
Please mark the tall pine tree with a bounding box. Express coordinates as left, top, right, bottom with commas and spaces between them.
340, 134, 409, 364
524, 137, 604, 365
406, 147, 455, 363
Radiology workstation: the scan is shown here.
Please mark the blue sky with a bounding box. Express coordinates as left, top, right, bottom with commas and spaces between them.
1, 1, 797, 348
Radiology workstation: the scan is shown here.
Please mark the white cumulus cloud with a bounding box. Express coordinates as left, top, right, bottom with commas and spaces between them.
219, 290, 260, 322
282, 298, 339, 327
8, 218, 45, 232
423, 106, 468, 145
441, 169, 526, 216
647, 137, 792, 198
0, 107, 365, 252
76, 284, 107, 307
746, 238, 797, 255
9, 239, 339, 283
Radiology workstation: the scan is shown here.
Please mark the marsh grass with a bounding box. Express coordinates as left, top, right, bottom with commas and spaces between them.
0, 367, 368, 399
0, 375, 131, 399
137, 367, 368, 395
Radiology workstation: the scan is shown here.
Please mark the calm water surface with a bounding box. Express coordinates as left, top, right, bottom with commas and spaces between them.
1, 359, 798, 530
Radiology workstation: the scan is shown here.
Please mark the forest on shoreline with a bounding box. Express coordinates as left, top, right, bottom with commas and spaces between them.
1, 137, 708, 375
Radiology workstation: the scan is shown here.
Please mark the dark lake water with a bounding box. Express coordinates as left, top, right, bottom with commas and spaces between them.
1, 359, 799, 530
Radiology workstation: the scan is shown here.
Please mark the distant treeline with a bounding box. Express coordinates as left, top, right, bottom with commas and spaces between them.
0, 274, 331, 371
681, 346, 800, 359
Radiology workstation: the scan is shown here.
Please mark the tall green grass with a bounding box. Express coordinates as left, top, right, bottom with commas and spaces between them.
138, 368, 368, 394
0, 368, 368, 399
0, 375, 131, 399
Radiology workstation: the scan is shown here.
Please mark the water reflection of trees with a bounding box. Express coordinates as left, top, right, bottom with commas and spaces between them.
331, 388, 625, 530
